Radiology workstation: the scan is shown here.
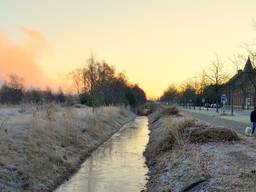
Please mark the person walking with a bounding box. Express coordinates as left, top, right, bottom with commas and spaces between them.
250, 107, 256, 135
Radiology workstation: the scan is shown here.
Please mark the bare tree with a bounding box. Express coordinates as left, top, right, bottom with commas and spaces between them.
7, 74, 24, 90
0, 74, 24, 104
69, 68, 83, 94
206, 56, 229, 112
178, 80, 197, 108
229, 53, 247, 72
199, 70, 209, 93
196, 70, 210, 109
160, 84, 178, 104
71, 56, 146, 106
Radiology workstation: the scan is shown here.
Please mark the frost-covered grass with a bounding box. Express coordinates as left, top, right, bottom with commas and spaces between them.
145, 106, 256, 192
183, 107, 250, 124
145, 106, 239, 160
0, 104, 134, 192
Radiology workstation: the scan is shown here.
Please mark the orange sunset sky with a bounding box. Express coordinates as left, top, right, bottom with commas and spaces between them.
1, 0, 256, 98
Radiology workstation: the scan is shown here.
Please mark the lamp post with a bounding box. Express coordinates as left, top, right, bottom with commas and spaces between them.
229, 81, 234, 116
231, 89, 234, 116
201, 98, 205, 111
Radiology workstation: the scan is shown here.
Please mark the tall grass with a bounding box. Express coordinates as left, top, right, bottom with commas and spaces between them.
0, 104, 133, 191
147, 106, 239, 182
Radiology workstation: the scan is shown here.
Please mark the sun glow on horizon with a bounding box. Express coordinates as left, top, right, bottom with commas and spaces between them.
1, 1, 256, 98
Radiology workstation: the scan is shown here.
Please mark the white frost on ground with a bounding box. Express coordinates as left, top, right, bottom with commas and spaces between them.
144, 107, 256, 192
0, 104, 135, 192
183, 107, 251, 124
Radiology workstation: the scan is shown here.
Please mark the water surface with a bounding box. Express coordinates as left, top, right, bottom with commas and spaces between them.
55, 116, 149, 192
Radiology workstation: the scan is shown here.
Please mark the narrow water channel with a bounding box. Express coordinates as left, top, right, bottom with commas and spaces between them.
55, 116, 149, 192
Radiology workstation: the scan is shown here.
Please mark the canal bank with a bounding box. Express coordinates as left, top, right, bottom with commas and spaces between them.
49, 107, 136, 192
144, 106, 256, 191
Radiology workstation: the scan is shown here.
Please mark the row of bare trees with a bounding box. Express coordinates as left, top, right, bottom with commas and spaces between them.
161, 47, 256, 110
0, 74, 67, 104
70, 56, 146, 107
0, 57, 146, 107
160, 55, 230, 111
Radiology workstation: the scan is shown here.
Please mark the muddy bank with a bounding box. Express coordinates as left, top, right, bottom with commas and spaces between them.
0, 104, 135, 192
144, 106, 256, 192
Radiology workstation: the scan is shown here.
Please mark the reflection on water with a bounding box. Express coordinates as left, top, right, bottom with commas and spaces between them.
55, 116, 149, 192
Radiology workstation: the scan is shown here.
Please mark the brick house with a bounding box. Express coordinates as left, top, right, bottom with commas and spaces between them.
225, 57, 256, 108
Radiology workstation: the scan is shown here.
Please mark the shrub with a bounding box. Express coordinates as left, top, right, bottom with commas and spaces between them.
161, 105, 179, 116
154, 116, 240, 157
0, 85, 23, 104
151, 105, 180, 123
183, 126, 240, 143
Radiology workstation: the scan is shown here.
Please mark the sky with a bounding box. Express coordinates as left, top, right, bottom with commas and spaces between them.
1, 0, 256, 98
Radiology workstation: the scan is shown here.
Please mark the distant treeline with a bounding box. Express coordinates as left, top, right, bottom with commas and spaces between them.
70, 57, 146, 107
159, 83, 225, 106
159, 56, 229, 106
0, 74, 68, 104
0, 57, 147, 107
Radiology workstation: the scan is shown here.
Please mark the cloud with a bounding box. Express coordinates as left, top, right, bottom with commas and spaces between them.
0, 27, 51, 89
21, 26, 47, 44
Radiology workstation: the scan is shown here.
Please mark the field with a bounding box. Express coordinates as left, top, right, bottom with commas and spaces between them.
0, 104, 135, 192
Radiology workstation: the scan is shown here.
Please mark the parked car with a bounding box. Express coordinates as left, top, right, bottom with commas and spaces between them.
204, 103, 210, 108
210, 104, 216, 108
211, 103, 221, 108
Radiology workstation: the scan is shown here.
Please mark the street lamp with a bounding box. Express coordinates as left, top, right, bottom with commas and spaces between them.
231, 88, 234, 116
230, 82, 234, 116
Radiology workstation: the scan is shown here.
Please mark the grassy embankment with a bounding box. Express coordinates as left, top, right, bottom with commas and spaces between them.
0, 104, 135, 192
144, 105, 256, 192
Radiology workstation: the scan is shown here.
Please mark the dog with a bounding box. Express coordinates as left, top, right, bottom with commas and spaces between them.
245, 126, 252, 136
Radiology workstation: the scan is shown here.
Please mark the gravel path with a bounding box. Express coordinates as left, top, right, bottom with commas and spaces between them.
182, 109, 250, 135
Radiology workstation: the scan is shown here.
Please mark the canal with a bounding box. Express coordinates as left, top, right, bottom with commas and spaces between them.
55, 116, 149, 192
